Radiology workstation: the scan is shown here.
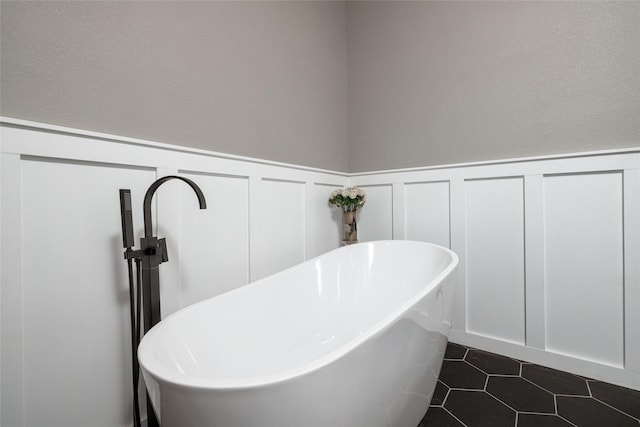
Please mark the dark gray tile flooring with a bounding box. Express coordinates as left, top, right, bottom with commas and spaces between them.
419, 342, 640, 427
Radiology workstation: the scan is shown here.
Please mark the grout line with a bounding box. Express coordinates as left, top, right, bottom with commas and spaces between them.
519, 375, 561, 397
484, 389, 520, 414
554, 393, 592, 398
445, 387, 489, 392
557, 413, 580, 427
441, 381, 452, 407
486, 373, 522, 378
590, 396, 640, 422
555, 395, 591, 399
442, 407, 468, 427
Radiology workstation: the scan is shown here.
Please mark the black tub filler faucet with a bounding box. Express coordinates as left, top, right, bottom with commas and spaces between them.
119, 176, 207, 427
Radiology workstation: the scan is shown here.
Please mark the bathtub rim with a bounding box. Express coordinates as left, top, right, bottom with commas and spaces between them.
138, 240, 459, 391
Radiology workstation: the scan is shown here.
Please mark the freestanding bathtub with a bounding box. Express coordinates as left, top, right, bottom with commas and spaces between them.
138, 240, 458, 427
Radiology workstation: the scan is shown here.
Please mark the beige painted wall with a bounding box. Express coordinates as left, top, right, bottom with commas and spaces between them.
347, 1, 640, 172
0, 1, 348, 171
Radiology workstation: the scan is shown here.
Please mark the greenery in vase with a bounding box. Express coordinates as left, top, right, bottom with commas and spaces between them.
329, 186, 367, 212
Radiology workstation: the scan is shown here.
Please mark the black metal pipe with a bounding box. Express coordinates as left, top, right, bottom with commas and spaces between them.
139, 176, 206, 427
121, 176, 207, 427
139, 175, 207, 332
143, 175, 207, 238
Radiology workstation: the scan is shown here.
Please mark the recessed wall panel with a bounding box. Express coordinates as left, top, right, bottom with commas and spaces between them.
311, 183, 342, 257
357, 185, 393, 241
544, 172, 624, 367
405, 181, 450, 247
255, 179, 306, 279
465, 177, 525, 344
179, 173, 249, 307
21, 158, 154, 427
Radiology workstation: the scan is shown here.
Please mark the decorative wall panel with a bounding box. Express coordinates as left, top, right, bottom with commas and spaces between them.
311, 183, 343, 258
464, 177, 525, 345
253, 179, 306, 280
404, 181, 450, 247
177, 172, 250, 309
543, 172, 624, 367
357, 184, 393, 242
21, 158, 154, 427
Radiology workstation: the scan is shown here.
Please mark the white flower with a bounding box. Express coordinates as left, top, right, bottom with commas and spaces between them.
341, 186, 363, 199
328, 186, 366, 209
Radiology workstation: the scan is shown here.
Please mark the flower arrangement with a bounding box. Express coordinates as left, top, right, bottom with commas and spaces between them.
329, 186, 367, 212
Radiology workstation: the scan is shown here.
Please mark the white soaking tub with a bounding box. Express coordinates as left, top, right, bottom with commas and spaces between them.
138, 240, 458, 427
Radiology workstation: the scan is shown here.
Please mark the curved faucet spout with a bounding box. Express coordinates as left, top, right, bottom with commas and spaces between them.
143, 175, 207, 238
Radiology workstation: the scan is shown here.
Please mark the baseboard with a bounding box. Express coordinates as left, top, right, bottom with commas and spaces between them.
449, 329, 640, 392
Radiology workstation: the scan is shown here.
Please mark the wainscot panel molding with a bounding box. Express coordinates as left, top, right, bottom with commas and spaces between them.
2, 117, 639, 427
544, 172, 624, 368
351, 148, 640, 392
0, 118, 347, 427
465, 177, 525, 346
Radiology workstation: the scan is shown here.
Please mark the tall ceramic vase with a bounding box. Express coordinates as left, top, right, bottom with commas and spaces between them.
342, 209, 358, 244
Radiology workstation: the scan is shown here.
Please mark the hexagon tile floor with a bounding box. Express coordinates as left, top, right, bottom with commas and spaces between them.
418, 342, 640, 427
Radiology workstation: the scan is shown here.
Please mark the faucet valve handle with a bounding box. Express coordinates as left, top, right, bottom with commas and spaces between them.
159, 238, 169, 263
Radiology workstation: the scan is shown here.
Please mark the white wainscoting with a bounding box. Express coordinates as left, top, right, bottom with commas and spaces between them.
404, 181, 450, 248
544, 172, 625, 368
176, 171, 250, 309
357, 184, 393, 242
465, 177, 525, 346
254, 178, 307, 280
352, 150, 640, 391
2, 118, 639, 427
0, 119, 347, 427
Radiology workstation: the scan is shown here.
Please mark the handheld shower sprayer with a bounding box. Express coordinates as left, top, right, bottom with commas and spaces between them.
119, 176, 207, 427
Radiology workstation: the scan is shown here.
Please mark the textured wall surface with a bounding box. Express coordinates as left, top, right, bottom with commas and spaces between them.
347, 1, 640, 172
2, 1, 638, 173
0, 1, 348, 171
